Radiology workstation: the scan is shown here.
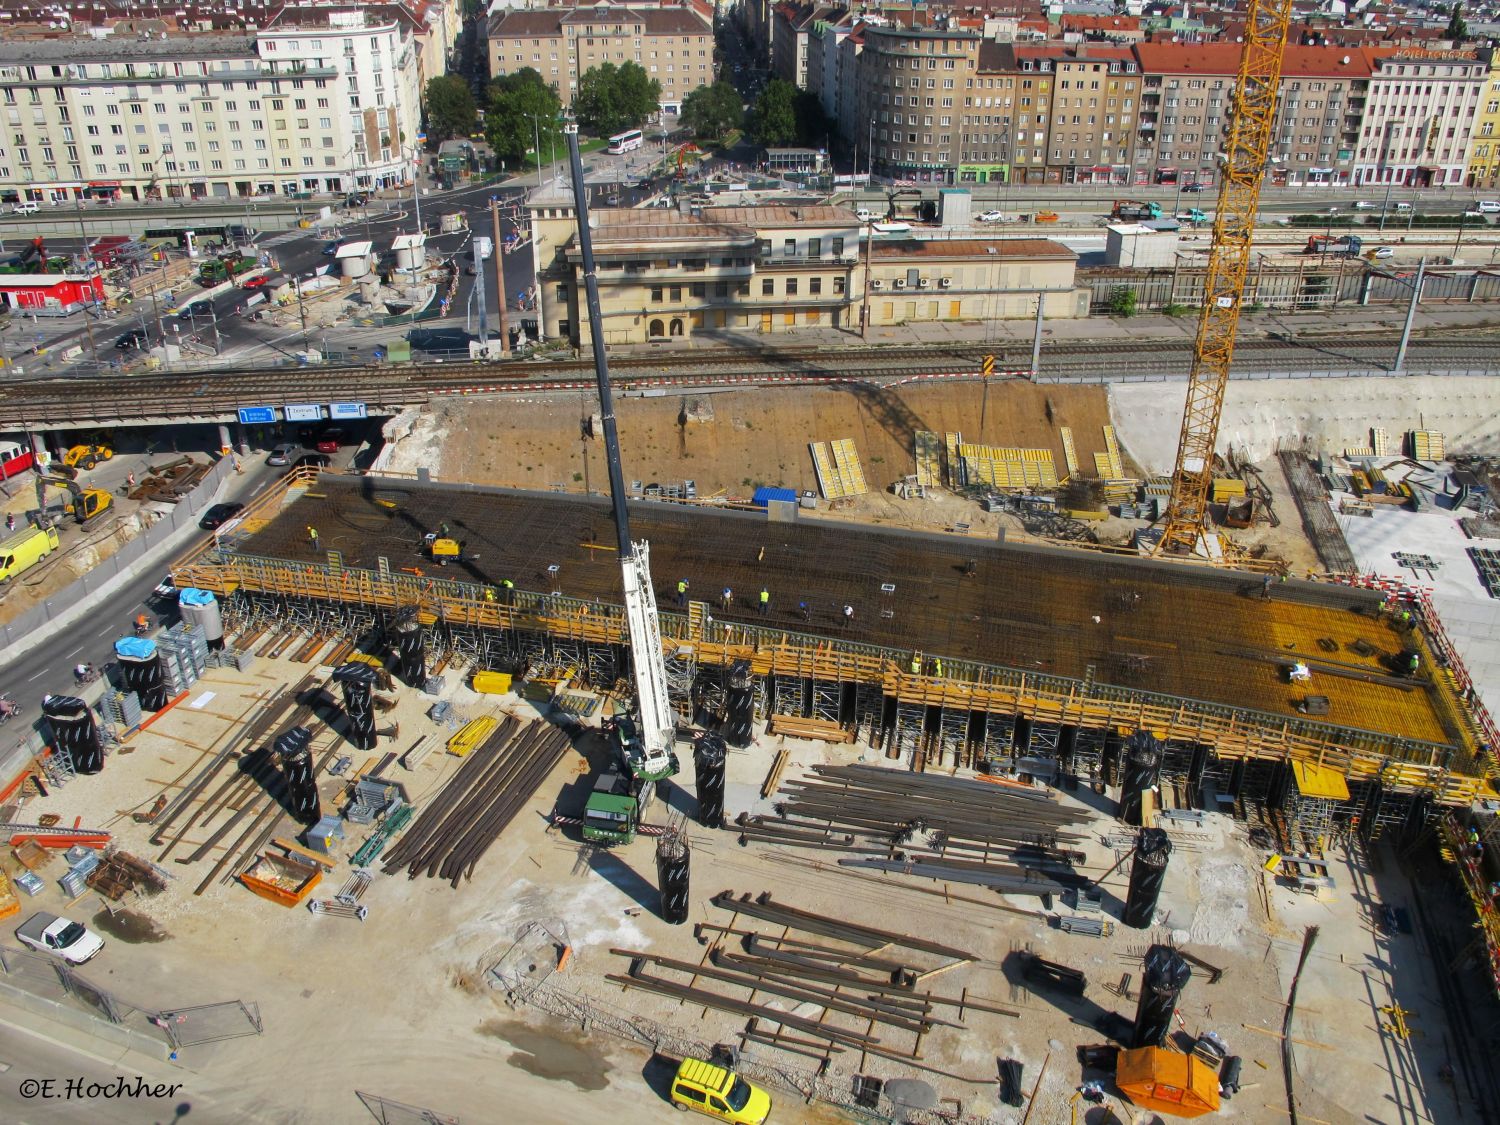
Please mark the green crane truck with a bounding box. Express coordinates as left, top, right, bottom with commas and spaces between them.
582, 769, 640, 845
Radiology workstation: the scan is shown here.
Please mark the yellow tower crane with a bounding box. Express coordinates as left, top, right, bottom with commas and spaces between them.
1156, 0, 1294, 556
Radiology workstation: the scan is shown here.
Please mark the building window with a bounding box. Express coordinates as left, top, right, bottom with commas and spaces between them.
786, 278, 799, 296
761, 278, 774, 296
651, 286, 663, 302
808, 237, 821, 256
809, 277, 822, 296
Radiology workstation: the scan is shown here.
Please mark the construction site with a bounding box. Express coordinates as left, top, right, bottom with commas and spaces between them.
7, 2, 1500, 1121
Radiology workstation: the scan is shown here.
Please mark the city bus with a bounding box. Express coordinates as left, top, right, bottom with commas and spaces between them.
608, 129, 644, 155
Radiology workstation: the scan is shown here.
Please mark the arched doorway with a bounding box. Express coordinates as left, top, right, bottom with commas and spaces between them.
648, 319, 665, 338
669, 318, 684, 336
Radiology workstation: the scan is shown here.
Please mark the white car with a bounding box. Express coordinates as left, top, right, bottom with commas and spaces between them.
16, 912, 104, 964
1371, 246, 1395, 259
977, 210, 1018, 223
153, 573, 178, 601
1475, 200, 1500, 214
1352, 201, 1377, 210
10, 201, 38, 215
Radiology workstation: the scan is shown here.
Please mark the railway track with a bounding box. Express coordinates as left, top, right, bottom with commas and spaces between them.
0, 333, 1495, 426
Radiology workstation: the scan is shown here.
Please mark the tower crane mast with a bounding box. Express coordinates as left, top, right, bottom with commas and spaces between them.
1156, 0, 1294, 556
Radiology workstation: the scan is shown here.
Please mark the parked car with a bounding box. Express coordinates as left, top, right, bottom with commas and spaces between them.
669, 1057, 771, 1124
1182, 183, 1207, 193
314, 428, 346, 454
199, 502, 245, 530
1352, 200, 1377, 210
177, 302, 212, 319
10, 201, 39, 215
16, 912, 103, 964
1475, 200, 1500, 214
978, 210, 1019, 223
240, 275, 269, 290
266, 442, 297, 466
115, 328, 148, 350
153, 573, 178, 601
321, 240, 343, 256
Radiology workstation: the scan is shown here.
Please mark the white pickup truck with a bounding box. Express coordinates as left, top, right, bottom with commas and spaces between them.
16, 912, 104, 964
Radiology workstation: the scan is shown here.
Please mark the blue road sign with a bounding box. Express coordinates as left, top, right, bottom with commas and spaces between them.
237, 406, 275, 425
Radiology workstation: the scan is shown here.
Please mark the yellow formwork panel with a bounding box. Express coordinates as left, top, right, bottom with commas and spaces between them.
1292, 760, 1351, 801
447, 715, 498, 756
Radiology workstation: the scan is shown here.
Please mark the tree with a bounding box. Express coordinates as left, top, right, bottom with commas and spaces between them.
425, 75, 476, 144
680, 81, 744, 140
748, 79, 798, 147
486, 69, 563, 170
1446, 2, 1468, 40
1108, 287, 1137, 318
575, 62, 661, 135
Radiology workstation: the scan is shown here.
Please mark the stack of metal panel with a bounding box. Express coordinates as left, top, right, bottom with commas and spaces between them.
99, 689, 143, 731
422, 673, 444, 696
158, 623, 210, 693
233, 648, 256, 673
347, 779, 404, 825
59, 850, 100, 897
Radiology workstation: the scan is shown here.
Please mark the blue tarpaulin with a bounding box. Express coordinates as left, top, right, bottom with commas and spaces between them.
179, 588, 215, 606
114, 636, 157, 659
752, 487, 797, 508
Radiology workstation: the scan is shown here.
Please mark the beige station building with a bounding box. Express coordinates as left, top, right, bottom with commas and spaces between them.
525, 192, 1087, 346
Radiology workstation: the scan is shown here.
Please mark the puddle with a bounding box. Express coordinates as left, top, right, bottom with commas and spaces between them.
90, 908, 171, 944
478, 1019, 612, 1091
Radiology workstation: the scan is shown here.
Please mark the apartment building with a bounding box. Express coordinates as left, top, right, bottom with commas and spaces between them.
858, 25, 983, 184
1468, 54, 1500, 191
983, 43, 1139, 185
526, 188, 1084, 344
1354, 48, 1493, 187
487, 3, 713, 116
772, 2, 846, 90
0, 8, 423, 205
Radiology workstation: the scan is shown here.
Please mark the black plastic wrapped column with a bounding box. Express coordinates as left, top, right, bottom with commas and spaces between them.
656, 834, 690, 925
693, 733, 727, 829
1123, 828, 1173, 929
1119, 730, 1163, 826
390, 608, 425, 687
333, 662, 378, 751
274, 725, 320, 824
41, 694, 103, 775
117, 650, 168, 712
724, 660, 754, 748
1131, 944, 1192, 1049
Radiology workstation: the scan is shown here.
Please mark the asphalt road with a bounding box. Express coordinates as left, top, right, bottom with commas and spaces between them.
0, 461, 278, 711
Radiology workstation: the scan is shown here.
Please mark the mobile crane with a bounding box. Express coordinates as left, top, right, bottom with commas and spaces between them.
564, 121, 679, 787
1155, 0, 1294, 557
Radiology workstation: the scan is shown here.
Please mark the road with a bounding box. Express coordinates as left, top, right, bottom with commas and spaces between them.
0, 462, 277, 710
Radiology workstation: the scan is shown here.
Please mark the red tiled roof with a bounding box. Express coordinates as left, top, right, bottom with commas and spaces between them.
1131, 41, 1383, 79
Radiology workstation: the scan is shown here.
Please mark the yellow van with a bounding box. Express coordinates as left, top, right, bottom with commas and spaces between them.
0, 526, 59, 583
670, 1057, 771, 1123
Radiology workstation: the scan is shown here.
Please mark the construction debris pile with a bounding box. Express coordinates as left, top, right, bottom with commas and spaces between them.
382, 719, 570, 887
737, 764, 1092, 898
610, 890, 1018, 1069
126, 457, 214, 504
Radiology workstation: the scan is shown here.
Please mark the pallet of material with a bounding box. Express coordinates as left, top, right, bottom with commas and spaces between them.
0, 868, 19, 921
1067, 508, 1110, 521
767, 715, 853, 743
447, 715, 498, 757
914, 431, 943, 488
1211, 478, 1246, 502
1409, 430, 1445, 462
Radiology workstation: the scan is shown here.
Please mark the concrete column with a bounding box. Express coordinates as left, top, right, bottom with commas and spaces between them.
217, 423, 233, 456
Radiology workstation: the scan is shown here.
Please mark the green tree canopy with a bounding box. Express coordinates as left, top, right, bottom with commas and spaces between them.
1446, 2, 1468, 40
486, 68, 563, 169
424, 75, 477, 144
680, 81, 744, 140
575, 61, 662, 135
748, 79, 798, 147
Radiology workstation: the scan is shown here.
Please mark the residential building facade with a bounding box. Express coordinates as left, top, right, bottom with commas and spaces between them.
0, 8, 423, 205
1354, 48, 1492, 187
1468, 54, 1500, 191
859, 25, 982, 184
526, 190, 1085, 345
487, 3, 713, 117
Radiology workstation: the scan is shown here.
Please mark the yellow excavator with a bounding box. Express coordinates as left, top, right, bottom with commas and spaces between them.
35, 473, 112, 527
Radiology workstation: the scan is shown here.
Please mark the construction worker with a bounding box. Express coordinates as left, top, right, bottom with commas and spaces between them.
134, 613, 150, 635
799, 601, 810, 622
307, 525, 320, 551
933, 657, 944, 677
501, 578, 515, 606
721, 586, 733, 610
910, 654, 921, 674
676, 578, 689, 606
758, 587, 770, 616
1261, 574, 1273, 600
439, 521, 451, 538
483, 587, 496, 603
842, 604, 854, 627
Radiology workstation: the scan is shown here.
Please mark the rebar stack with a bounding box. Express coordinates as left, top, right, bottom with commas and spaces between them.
736, 764, 1093, 897
334, 662, 378, 751
1132, 944, 1192, 1049
655, 819, 690, 926
382, 719, 571, 888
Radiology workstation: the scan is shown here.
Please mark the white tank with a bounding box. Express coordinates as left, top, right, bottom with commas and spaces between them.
177, 589, 225, 645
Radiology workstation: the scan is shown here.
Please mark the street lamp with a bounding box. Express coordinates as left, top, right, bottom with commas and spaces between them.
523, 114, 557, 190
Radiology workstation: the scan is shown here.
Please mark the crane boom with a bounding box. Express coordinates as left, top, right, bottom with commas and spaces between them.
1157, 0, 1293, 555
565, 122, 677, 780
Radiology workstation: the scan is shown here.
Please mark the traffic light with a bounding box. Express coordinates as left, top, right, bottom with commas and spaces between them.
981, 354, 995, 377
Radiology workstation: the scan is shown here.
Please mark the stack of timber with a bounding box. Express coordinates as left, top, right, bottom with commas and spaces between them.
608, 890, 1017, 1068
737, 764, 1092, 898
382, 719, 570, 887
